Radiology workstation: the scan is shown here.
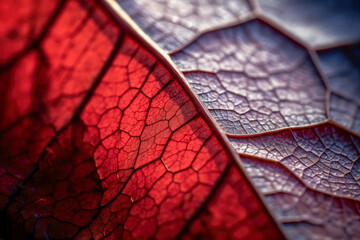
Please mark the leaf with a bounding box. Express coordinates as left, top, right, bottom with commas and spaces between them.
0, 0, 62, 65
242, 155, 360, 240
171, 20, 327, 134
113, 0, 360, 239
317, 45, 360, 134
0, 0, 283, 239
0, 0, 120, 209
116, 0, 252, 52
257, 0, 360, 48
182, 165, 281, 239
230, 123, 360, 199
171, 19, 360, 240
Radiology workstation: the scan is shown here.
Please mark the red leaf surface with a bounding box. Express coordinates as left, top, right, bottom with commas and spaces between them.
0, 0, 119, 209
256, 0, 360, 48
0, 0, 284, 239
231, 123, 360, 198
242, 155, 360, 239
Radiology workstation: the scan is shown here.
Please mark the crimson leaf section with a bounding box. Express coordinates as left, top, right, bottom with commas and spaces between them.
0, 0, 119, 210
117, 0, 251, 52
317, 45, 360, 135
0, 0, 283, 239
0, 0, 60, 64
171, 20, 327, 135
